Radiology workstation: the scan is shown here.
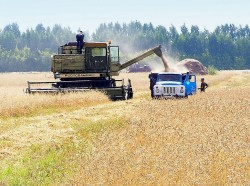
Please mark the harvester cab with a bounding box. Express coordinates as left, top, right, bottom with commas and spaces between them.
26, 41, 162, 100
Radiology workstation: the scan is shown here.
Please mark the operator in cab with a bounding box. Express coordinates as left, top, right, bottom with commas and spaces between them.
76, 30, 84, 54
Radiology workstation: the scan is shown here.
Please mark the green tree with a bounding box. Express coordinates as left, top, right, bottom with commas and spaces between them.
1, 22, 250, 72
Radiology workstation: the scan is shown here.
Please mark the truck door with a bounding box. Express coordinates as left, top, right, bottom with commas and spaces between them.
185, 75, 197, 95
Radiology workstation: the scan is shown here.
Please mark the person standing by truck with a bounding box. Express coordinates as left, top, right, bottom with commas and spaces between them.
199, 78, 208, 92
76, 31, 84, 54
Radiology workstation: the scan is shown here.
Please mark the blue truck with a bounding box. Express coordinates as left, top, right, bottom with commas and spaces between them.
149, 72, 197, 98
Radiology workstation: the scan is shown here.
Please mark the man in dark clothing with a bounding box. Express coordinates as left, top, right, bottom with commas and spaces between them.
76, 31, 84, 54
199, 78, 208, 92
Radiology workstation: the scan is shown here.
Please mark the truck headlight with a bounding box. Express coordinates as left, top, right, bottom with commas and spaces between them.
180, 87, 184, 93
155, 86, 160, 93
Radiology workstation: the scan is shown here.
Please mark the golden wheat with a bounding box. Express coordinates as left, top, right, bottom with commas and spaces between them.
68, 71, 250, 185
69, 87, 250, 185
0, 72, 110, 118
0, 71, 249, 185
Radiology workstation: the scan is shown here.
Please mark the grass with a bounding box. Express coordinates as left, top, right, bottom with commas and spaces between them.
0, 71, 249, 185
0, 116, 128, 185
207, 65, 218, 75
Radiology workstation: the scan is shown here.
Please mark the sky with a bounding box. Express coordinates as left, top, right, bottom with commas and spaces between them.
0, 0, 249, 34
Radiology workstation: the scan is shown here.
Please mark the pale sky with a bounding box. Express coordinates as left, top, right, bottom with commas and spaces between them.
0, 0, 249, 33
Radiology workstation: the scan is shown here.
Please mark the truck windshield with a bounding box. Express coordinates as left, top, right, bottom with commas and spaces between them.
157, 74, 182, 82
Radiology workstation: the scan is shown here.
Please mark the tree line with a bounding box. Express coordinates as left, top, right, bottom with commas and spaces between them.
0, 22, 250, 72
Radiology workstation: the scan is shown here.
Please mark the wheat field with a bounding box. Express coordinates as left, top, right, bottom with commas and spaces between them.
0, 71, 249, 185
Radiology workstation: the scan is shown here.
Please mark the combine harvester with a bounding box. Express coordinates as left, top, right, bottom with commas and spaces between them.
26, 41, 162, 100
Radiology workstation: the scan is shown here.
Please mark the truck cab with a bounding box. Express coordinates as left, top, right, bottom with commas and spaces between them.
149, 72, 197, 98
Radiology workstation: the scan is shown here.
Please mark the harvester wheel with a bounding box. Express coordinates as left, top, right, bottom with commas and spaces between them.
124, 90, 129, 100
111, 79, 116, 87
128, 88, 133, 99
124, 87, 133, 100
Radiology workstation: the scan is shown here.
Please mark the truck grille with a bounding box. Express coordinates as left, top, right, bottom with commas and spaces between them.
164, 87, 176, 94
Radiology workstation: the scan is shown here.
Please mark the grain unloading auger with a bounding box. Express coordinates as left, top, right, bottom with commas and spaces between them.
26, 41, 162, 100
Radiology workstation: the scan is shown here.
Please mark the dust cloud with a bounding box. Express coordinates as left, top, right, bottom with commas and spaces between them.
110, 38, 188, 73
151, 52, 188, 73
